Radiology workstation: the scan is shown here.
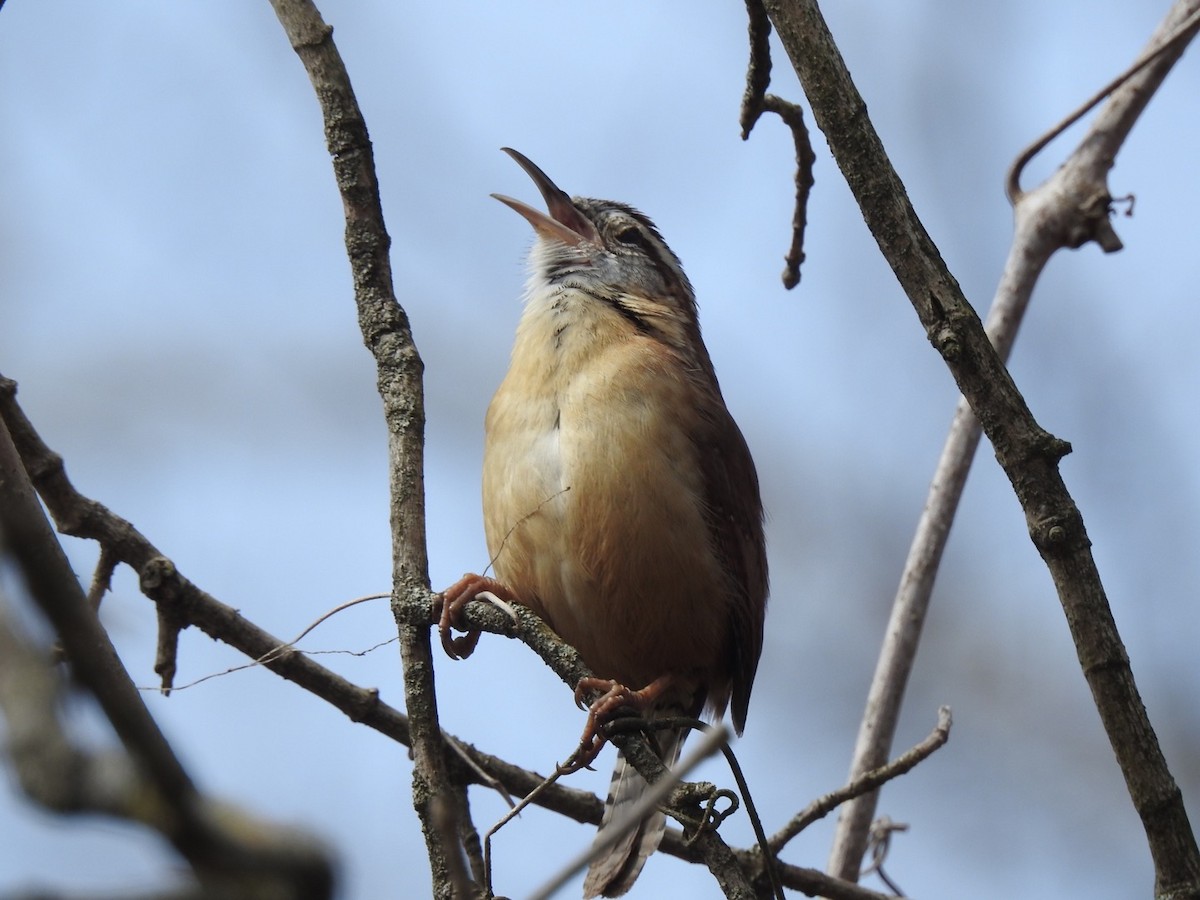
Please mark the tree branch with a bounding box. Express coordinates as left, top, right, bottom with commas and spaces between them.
828, 0, 1200, 881
1006, 3, 1200, 208
771, 707, 950, 856
263, 1, 460, 895
759, 1, 1200, 895
0, 413, 334, 899
740, 0, 815, 289
403, 600, 763, 896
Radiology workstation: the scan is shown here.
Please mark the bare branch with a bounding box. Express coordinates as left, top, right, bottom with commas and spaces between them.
0, 416, 195, 810
1006, 3, 1200, 206
859, 816, 908, 897
770, 706, 950, 855
530, 726, 730, 900
262, 1, 460, 894
759, 1, 1200, 895
0, 414, 335, 899
739, 0, 773, 138
764, 861, 897, 900
758, 94, 814, 290
740, 0, 815, 289
826, 0, 1200, 885
0, 589, 140, 821
85, 544, 116, 611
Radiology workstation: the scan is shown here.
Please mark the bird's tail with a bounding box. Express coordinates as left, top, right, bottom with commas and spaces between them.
582, 725, 685, 898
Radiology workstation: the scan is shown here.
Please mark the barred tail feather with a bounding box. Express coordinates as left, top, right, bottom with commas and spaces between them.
582, 728, 685, 898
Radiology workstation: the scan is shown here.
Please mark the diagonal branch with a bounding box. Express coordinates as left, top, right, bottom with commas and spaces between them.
0, 414, 335, 898
759, 1, 1200, 896
825, 0, 1200, 883
770, 706, 950, 856
405, 600, 761, 897
1006, 3, 1200, 207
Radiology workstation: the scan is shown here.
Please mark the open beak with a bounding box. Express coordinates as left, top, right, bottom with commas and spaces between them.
491, 148, 600, 247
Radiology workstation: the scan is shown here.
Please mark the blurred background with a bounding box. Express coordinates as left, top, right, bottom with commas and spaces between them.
2, 2, 1198, 897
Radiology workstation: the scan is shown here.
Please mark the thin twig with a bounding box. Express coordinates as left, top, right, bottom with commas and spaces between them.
86, 544, 117, 611
760, 94, 814, 290
860, 816, 908, 896
485, 768, 568, 896
1006, 4, 1200, 203
740, 0, 814, 289
528, 725, 730, 900
771, 707, 950, 854
144, 592, 392, 693
444, 734, 516, 809
287, 593, 391, 644
739, 0, 773, 138
713, 726, 784, 900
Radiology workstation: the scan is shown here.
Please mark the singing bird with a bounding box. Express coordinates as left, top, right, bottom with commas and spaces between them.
441, 149, 768, 897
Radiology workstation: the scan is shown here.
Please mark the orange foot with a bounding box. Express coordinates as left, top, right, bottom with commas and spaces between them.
559, 674, 675, 774
436, 573, 519, 660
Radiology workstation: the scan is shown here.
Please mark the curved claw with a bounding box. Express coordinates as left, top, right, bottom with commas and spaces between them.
559, 675, 677, 775
441, 628, 481, 660
436, 573, 517, 660
573, 677, 618, 711
557, 731, 606, 775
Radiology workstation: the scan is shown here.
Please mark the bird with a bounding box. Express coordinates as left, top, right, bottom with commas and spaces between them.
440, 148, 768, 897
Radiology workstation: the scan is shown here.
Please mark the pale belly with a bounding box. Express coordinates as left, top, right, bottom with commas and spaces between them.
481, 345, 731, 696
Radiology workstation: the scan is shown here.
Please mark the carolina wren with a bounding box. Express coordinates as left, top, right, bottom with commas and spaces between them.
442, 149, 768, 897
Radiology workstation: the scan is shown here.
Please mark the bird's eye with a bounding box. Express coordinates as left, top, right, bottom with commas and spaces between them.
614, 226, 649, 249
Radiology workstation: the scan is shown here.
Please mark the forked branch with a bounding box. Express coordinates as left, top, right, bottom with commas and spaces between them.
757, 0, 1200, 895
826, 0, 1200, 884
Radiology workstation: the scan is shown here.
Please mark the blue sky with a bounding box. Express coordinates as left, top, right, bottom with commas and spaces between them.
2, 2, 1198, 898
